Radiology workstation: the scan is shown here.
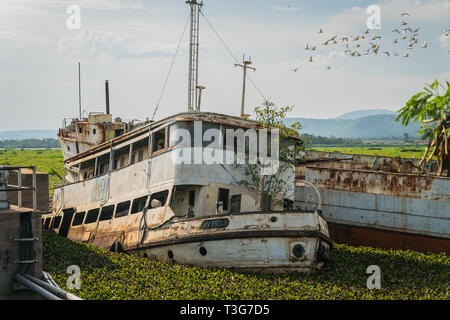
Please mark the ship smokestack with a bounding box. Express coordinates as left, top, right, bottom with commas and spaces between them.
105, 80, 110, 114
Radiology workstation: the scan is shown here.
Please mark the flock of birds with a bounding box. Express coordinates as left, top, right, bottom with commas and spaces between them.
292, 12, 449, 72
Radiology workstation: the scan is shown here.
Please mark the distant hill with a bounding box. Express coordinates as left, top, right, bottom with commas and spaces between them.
0, 130, 56, 140
284, 114, 421, 139
334, 109, 396, 120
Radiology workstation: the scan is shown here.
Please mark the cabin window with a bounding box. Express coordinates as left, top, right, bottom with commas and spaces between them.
202, 122, 221, 148
119, 156, 125, 168
115, 129, 124, 137
152, 128, 166, 153
85, 208, 100, 224
43, 217, 51, 230
51, 216, 62, 229
138, 149, 144, 162
230, 194, 241, 213
115, 201, 131, 218
99, 205, 115, 221
218, 188, 230, 211
169, 121, 192, 147
131, 196, 148, 214
149, 190, 169, 209
188, 190, 196, 207
72, 211, 86, 226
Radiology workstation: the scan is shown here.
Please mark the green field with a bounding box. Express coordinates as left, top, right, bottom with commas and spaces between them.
0, 149, 63, 190
310, 146, 429, 160
43, 232, 449, 300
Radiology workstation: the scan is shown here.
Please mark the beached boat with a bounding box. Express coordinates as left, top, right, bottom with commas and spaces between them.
42, 1, 332, 273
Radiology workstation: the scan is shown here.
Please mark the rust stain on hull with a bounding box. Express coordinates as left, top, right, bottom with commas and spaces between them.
328, 222, 450, 255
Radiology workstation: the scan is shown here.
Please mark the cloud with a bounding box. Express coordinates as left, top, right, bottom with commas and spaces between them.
0, 0, 143, 12
439, 33, 450, 49
271, 6, 300, 12
58, 30, 176, 60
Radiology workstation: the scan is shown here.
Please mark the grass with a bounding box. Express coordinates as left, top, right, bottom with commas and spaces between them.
311, 146, 430, 160
43, 232, 449, 300
0, 149, 63, 191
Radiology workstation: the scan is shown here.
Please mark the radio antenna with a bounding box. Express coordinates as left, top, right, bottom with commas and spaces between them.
78, 62, 82, 119
186, 0, 203, 112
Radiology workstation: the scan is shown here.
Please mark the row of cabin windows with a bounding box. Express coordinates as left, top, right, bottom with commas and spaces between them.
42, 190, 169, 230
76, 120, 295, 183
81, 148, 146, 181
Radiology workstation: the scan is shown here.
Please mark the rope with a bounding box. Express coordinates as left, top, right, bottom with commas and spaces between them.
200, 11, 268, 102
151, 13, 191, 121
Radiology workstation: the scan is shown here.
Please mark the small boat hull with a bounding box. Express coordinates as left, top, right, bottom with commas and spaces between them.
127, 211, 332, 273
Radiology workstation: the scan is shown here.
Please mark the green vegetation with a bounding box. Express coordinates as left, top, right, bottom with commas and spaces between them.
300, 134, 364, 147
43, 232, 449, 300
0, 149, 63, 190
311, 146, 431, 160
0, 138, 59, 149
397, 80, 450, 176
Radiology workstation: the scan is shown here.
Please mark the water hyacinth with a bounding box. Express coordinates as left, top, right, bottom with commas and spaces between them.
41, 232, 449, 300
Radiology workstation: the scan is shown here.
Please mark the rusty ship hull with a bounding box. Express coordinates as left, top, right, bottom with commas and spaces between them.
295, 151, 450, 255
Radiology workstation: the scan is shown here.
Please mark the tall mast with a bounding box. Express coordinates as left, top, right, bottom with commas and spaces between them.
78, 62, 82, 119
187, 0, 203, 112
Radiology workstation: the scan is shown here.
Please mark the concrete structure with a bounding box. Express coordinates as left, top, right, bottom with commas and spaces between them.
0, 167, 43, 299
7, 169, 49, 212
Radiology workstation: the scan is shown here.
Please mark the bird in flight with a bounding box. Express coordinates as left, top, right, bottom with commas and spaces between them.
292, 68, 298, 72
404, 52, 410, 57
309, 56, 313, 62
401, 12, 409, 17
422, 41, 428, 48
391, 28, 401, 34
383, 51, 390, 57
325, 65, 332, 71
318, 28, 324, 33
305, 43, 309, 50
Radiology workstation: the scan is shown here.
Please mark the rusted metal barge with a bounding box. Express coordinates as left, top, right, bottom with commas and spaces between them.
295, 151, 450, 254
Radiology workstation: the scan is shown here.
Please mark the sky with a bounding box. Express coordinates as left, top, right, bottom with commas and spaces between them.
0, 0, 449, 130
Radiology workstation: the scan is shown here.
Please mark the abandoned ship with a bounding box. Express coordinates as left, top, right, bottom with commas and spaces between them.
42, 1, 332, 273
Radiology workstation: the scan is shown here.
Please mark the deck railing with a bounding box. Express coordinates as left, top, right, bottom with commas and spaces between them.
0, 166, 37, 210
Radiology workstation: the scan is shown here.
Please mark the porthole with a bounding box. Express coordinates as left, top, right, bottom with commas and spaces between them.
270, 216, 277, 223
199, 247, 207, 256
168, 250, 174, 259
292, 244, 305, 259
93, 128, 97, 135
